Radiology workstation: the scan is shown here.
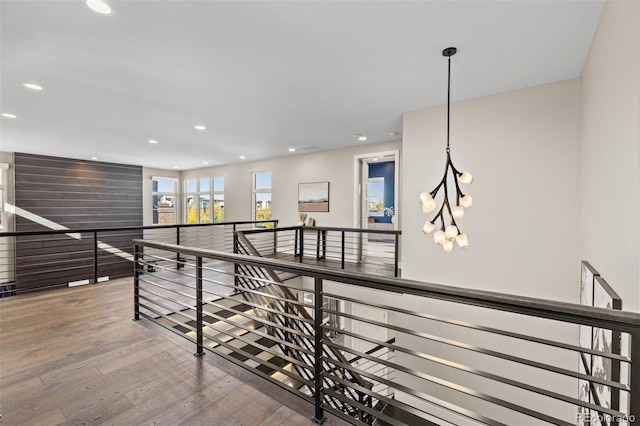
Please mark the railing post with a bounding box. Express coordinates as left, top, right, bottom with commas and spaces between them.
299, 227, 304, 263
316, 229, 321, 260
93, 230, 98, 283
394, 234, 400, 278
312, 277, 326, 424
341, 231, 345, 270
133, 243, 140, 321
273, 220, 278, 254
233, 227, 239, 294
630, 331, 640, 422
176, 226, 182, 270
194, 255, 205, 357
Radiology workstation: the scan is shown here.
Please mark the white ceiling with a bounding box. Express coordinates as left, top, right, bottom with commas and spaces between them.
0, 0, 605, 170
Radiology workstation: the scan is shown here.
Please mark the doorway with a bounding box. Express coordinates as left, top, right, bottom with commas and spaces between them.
353, 150, 400, 260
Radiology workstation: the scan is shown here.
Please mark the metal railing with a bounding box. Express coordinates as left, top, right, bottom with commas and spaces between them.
0, 220, 277, 296
133, 238, 640, 426
238, 225, 401, 278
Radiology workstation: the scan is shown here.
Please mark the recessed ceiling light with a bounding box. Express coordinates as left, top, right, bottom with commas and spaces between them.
373, 158, 379, 161
90, 156, 98, 160
194, 125, 206, 131
288, 148, 295, 152
358, 136, 367, 141
202, 161, 208, 165
86, 0, 113, 15
239, 155, 246, 159
173, 166, 179, 169
389, 132, 398, 136
1, 113, 17, 119
148, 139, 158, 144
23, 82, 42, 91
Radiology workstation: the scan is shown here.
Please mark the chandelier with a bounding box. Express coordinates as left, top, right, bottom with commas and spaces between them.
418, 47, 474, 253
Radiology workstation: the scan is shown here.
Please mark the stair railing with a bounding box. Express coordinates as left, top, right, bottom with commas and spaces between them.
133, 238, 640, 426
234, 231, 374, 421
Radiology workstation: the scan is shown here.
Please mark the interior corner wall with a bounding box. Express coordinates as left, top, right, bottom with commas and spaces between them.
402, 79, 580, 301
179, 140, 401, 228
578, 0, 640, 312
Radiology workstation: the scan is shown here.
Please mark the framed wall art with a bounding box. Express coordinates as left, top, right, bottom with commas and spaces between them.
298, 182, 329, 212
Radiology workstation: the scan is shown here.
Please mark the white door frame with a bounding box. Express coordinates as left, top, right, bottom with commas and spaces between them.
352, 149, 400, 230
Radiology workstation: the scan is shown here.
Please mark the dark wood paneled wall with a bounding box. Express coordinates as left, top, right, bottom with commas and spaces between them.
14, 153, 143, 291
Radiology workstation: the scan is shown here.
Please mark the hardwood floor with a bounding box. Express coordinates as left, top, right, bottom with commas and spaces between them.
0, 278, 349, 426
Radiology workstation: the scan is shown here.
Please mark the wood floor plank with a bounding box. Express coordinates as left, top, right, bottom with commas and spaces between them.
12, 408, 66, 426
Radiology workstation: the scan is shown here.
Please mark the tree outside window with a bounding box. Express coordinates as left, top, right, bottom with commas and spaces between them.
185, 176, 224, 224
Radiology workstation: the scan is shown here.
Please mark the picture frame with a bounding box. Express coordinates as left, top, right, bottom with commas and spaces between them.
591, 275, 622, 415
578, 261, 598, 425
579, 262, 598, 354
576, 262, 623, 425
298, 182, 329, 212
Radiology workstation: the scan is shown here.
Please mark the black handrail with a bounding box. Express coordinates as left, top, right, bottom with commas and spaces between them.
0, 219, 278, 237
133, 240, 640, 332
238, 225, 401, 277
240, 225, 401, 236
0, 220, 278, 296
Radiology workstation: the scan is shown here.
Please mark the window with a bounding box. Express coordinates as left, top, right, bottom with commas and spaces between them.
152, 177, 177, 225
252, 171, 272, 227
367, 177, 385, 216
185, 176, 225, 224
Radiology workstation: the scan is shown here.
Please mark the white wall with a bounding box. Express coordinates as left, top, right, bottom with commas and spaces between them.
399, 80, 581, 423
578, 0, 639, 312
180, 141, 401, 228
402, 79, 581, 301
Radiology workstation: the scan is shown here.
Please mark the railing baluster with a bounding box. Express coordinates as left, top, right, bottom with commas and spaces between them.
312, 277, 326, 424
273, 220, 278, 254
631, 331, 640, 422
194, 255, 204, 357
341, 231, 345, 270
394, 234, 399, 278
299, 227, 304, 263
176, 226, 182, 269
133, 243, 140, 321
93, 230, 98, 283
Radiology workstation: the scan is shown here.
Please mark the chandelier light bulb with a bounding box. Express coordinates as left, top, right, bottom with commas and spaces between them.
443, 240, 454, 253
445, 225, 458, 240
456, 233, 469, 250
459, 171, 474, 184
420, 192, 437, 214
422, 221, 436, 234
460, 194, 473, 208
433, 230, 446, 246
451, 205, 464, 220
